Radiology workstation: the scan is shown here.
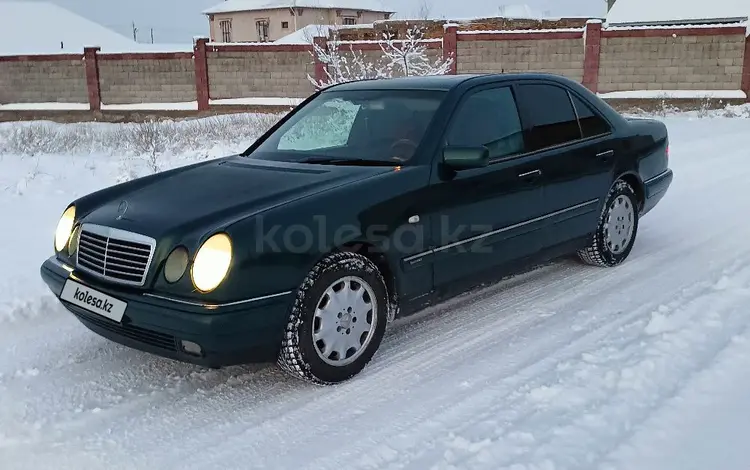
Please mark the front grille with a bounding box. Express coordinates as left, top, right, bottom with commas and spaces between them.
71, 306, 178, 351
75, 224, 156, 286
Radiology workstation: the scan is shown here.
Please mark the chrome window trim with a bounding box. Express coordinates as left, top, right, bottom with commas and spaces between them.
143, 290, 293, 309
75, 223, 157, 287
403, 198, 599, 263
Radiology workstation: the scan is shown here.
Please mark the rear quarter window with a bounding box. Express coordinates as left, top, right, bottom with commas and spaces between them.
516, 83, 582, 152
570, 94, 611, 138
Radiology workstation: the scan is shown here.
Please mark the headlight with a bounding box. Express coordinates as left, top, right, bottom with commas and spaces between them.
164, 246, 189, 283
54, 205, 76, 252
190, 233, 232, 293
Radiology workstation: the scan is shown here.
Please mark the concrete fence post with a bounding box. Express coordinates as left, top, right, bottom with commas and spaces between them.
742, 34, 750, 102
443, 24, 458, 75
582, 20, 603, 93
193, 38, 210, 111
83, 47, 101, 111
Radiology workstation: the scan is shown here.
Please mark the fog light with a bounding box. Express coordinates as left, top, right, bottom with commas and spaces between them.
180, 340, 203, 356
164, 246, 189, 283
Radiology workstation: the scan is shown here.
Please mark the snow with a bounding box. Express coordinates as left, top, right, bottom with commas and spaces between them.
210, 97, 305, 106
100, 102, 199, 111
0, 103, 91, 111
0, 1, 191, 55
202, 0, 394, 15
1, 107, 750, 468
457, 27, 585, 35
599, 90, 748, 99
274, 24, 333, 44
603, 22, 748, 31
605, 0, 750, 26
0, 99, 305, 111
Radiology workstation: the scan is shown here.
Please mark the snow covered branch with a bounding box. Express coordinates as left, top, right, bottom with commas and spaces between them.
308, 24, 453, 90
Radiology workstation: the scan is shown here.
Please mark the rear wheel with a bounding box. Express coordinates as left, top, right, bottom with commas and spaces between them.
578, 179, 639, 267
277, 251, 389, 384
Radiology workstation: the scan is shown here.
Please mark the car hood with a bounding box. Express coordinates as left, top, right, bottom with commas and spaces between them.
80, 155, 390, 238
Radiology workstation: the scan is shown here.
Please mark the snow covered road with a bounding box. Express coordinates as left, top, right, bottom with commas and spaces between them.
1, 113, 750, 470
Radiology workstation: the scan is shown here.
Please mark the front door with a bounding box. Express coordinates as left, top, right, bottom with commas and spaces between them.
514, 82, 617, 247
418, 84, 546, 287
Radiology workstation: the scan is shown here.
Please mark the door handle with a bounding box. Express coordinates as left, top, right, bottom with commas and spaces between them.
518, 169, 542, 179
597, 150, 615, 160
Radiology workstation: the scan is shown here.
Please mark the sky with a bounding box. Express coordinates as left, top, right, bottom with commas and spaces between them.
4, 0, 607, 44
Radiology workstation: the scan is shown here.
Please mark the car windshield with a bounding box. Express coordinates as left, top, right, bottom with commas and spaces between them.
246, 89, 447, 165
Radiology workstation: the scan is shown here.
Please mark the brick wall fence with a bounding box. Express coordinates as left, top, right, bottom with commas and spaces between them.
0, 20, 748, 116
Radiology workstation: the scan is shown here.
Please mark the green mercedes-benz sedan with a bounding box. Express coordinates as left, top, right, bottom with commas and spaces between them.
41, 73, 673, 384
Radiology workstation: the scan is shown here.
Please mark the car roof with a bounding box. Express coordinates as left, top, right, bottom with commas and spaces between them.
323, 72, 578, 92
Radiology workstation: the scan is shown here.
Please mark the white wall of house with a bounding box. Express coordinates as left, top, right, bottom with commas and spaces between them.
209, 8, 391, 42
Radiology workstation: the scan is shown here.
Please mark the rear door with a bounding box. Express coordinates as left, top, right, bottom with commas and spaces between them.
514, 82, 616, 247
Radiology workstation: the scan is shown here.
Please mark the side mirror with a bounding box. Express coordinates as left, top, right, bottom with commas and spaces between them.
442, 146, 490, 170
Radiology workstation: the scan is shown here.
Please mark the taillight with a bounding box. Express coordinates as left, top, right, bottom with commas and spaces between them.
665, 144, 669, 162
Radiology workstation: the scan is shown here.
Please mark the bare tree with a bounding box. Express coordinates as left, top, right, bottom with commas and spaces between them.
380, 25, 452, 77
416, 0, 431, 20
308, 24, 453, 90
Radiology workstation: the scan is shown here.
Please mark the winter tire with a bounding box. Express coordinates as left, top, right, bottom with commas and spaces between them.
578, 179, 639, 268
277, 251, 389, 384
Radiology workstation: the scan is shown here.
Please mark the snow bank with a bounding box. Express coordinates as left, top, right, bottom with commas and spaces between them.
606, 0, 750, 26
0, 103, 90, 111
457, 27, 585, 35
0, 113, 282, 159
599, 90, 748, 99
0, 98, 303, 111
0, 1, 193, 55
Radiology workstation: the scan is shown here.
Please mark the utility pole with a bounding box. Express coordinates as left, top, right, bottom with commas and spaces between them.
150, 28, 154, 43
132, 21, 139, 41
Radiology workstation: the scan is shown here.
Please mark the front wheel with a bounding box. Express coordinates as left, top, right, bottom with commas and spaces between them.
277, 251, 389, 384
578, 179, 639, 267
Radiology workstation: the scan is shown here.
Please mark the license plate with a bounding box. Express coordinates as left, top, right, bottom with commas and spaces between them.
60, 279, 127, 322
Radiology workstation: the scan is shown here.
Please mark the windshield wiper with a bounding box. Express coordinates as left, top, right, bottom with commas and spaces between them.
298, 157, 399, 166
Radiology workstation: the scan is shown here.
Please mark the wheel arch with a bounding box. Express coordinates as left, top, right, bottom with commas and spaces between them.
336, 240, 400, 322
616, 171, 645, 212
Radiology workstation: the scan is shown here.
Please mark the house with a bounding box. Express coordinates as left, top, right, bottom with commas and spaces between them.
0, 1, 149, 55
202, 0, 395, 42
606, 0, 749, 26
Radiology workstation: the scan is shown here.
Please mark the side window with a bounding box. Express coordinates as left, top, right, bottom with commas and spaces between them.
446, 87, 525, 160
516, 84, 582, 152
570, 94, 611, 138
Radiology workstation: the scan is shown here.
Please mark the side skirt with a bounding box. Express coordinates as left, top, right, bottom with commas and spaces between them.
395, 235, 592, 320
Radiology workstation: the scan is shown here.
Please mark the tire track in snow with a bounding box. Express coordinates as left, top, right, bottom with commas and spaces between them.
399, 259, 750, 470
3, 116, 750, 469
146, 176, 750, 470
288, 241, 750, 470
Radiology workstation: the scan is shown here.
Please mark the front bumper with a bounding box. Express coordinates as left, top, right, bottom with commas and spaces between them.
641, 168, 673, 216
41, 256, 294, 368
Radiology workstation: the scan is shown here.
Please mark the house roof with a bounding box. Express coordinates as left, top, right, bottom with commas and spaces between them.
274, 24, 333, 44
606, 0, 749, 25
0, 1, 147, 55
203, 0, 394, 15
